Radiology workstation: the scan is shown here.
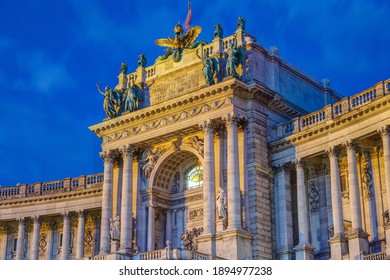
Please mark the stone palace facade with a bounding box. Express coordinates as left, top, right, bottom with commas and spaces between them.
1, 19, 390, 260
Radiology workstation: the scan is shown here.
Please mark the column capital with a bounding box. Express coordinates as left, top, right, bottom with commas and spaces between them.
199, 120, 216, 134
100, 150, 115, 163
343, 140, 357, 151
294, 158, 305, 169
119, 145, 134, 158
77, 210, 85, 219
222, 112, 245, 127
32, 216, 41, 224
16, 217, 25, 225
378, 126, 390, 138
62, 212, 70, 220
327, 146, 340, 158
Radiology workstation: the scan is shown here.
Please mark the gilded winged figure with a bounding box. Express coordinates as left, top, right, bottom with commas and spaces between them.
155, 23, 203, 62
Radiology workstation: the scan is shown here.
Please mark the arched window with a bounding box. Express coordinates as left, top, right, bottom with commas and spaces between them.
185, 165, 203, 190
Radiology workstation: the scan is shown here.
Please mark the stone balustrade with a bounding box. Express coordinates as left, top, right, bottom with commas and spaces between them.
0, 172, 103, 201
362, 251, 387, 260
289, 79, 389, 134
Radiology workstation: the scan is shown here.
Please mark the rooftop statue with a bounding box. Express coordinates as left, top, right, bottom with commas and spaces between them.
123, 74, 143, 113
237, 16, 246, 31
119, 62, 128, 75
96, 82, 121, 118
214, 24, 223, 39
196, 49, 219, 85
138, 54, 147, 68
225, 33, 245, 79
155, 22, 203, 62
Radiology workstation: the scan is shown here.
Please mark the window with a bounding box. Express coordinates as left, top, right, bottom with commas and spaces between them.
185, 165, 203, 189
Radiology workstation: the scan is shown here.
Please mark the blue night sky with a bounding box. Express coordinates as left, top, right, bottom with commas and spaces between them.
0, 0, 389, 187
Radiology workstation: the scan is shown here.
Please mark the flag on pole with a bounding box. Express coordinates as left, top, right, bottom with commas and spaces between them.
185, 0, 192, 30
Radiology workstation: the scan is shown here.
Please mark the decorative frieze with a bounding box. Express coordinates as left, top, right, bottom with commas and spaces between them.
101, 97, 234, 144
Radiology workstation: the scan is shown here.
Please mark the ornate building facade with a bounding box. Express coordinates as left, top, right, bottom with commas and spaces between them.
0, 19, 389, 260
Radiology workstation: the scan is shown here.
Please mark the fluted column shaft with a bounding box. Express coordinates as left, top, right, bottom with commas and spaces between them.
99, 151, 114, 254
224, 114, 241, 230
30, 216, 41, 260
16, 217, 25, 260
380, 127, 390, 215
76, 210, 85, 259
345, 141, 363, 230
61, 212, 70, 260
147, 205, 155, 251
120, 145, 134, 252
328, 147, 344, 236
200, 120, 216, 234
296, 160, 309, 245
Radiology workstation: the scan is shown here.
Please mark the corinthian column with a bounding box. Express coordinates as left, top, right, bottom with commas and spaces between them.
327, 147, 347, 259
223, 113, 242, 230
119, 145, 134, 253
15, 217, 25, 260
344, 140, 369, 259
76, 210, 85, 259
294, 159, 314, 260
99, 150, 114, 255
199, 120, 216, 234
30, 216, 41, 260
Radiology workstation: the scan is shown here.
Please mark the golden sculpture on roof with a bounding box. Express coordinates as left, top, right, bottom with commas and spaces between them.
155, 23, 206, 62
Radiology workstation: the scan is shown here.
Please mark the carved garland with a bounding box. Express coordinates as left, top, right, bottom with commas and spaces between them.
103, 96, 233, 143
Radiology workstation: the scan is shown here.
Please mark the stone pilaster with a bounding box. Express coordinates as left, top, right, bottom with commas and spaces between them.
293, 159, 315, 260
61, 212, 71, 260
327, 147, 348, 259
379, 126, 390, 258
15, 217, 25, 260
119, 145, 134, 254
147, 205, 155, 251
166, 210, 172, 244
223, 113, 242, 230
30, 216, 41, 260
99, 150, 114, 255
379, 127, 390, 218
76, 210, 85, 259
344, 140, 369, 259
274, 164, 294, 260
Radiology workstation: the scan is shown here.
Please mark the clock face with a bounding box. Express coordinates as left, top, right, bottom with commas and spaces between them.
185, 165, 203, 189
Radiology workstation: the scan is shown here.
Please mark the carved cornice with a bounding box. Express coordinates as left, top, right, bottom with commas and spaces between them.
101, 96, 234, 145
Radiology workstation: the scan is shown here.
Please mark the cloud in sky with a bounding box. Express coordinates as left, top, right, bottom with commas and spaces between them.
13, 51, 77, 95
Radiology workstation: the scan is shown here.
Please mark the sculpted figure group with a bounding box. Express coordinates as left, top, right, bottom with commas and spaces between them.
97, 65, 143, 119
99, 17, 247, 118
